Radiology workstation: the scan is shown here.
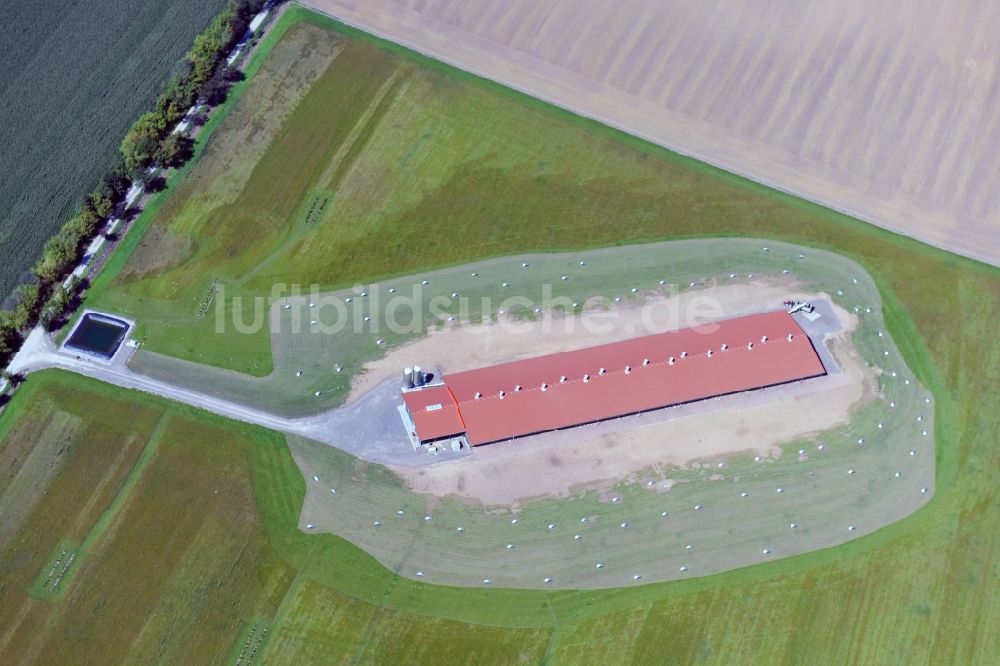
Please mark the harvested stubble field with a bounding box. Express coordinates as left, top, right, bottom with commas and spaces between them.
33, 6, 1000, 663
306, 0, 1000, 268
0, 0, 227, 299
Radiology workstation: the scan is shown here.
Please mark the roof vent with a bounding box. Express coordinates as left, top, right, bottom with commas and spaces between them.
761, 335, 768, 343
499, 390, 506, 399
642, 358, 649, 366
787, 333, 794, 342
514, 384, 522, 392
541, 382, 548, 391
680, 351, 688, 358
624, 365, 631, 374
669, 356, 675, 365
475, 392, 482, 400
721, 344, 728, 351
706, 350, 713, 358
559, 375, 567, 383
748, 341, 754, 350
583, 374, 590, 383
599, 367, 606, 375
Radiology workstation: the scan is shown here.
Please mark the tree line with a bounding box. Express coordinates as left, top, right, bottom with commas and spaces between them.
0, 0, 273, 369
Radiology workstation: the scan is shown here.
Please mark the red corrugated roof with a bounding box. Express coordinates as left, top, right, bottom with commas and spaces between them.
402, 385, 464, 441
405, 310, 825, 446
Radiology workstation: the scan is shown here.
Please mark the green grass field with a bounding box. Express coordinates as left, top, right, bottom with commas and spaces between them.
6, 5, 1000, 663
0, 371, 553, 664
85, 233, 944, 590
122, 237, 917, 417
85, 8, 971, 387
0, 321, 986, 666
0, 0, 227, 299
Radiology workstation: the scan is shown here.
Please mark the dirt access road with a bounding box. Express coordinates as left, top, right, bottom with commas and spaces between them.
304, 0, 1000, 267
4, 328, 439, 467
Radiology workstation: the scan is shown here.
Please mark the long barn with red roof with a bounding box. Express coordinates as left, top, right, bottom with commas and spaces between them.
401, 310, 826, 447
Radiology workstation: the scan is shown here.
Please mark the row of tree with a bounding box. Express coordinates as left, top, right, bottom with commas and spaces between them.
120, 0, 267, 173
0, 0, 273, 370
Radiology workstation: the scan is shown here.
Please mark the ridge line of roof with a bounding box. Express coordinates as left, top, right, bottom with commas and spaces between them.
450, 331, 805, 406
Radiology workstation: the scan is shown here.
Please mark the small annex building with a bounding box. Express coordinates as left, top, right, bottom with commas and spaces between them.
401, 310, 826, 447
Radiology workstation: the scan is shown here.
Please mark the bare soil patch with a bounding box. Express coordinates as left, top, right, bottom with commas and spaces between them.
117, 225, 195, 283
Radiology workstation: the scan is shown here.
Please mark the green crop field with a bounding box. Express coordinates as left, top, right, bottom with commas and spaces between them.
5, 5, 1000, 664
0, 371, 552, 664
0, 0, 227, 299
0, 305, 992, 666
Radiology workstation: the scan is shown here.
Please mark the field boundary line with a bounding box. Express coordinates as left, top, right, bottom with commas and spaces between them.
224, 615, 273, 666
539, 593, 561, 665
349, 551, 408, 665
237, 48, 410, 288
78, 410, 171, 554
66, 430, 145, 540
24, 410, 172, 605
256, 534, 325, 662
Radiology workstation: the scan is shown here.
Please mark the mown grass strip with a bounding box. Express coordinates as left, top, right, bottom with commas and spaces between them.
26, 410, 171, 602
79, 411, 171, 554
27, 539, 82, 601
225, 616, 273, 666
